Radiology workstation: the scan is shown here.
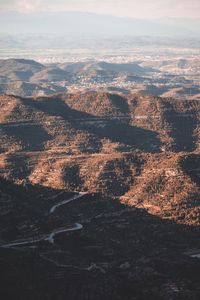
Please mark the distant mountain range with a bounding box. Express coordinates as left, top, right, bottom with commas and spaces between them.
0, 11, 200, 37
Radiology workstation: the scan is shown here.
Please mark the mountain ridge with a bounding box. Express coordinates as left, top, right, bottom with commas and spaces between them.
0, 92, 199, 225
0, 11, 198, 37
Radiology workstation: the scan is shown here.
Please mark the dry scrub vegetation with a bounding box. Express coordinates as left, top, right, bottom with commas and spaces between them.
0, 92, 199, 224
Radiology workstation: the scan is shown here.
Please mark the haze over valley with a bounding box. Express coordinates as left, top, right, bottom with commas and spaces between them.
0, 1, 200, 300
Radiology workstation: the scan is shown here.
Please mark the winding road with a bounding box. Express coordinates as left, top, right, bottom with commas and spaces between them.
1, 192, 86, 248
50, 192, 87, 214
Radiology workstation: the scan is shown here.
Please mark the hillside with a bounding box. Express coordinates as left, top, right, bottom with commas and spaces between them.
0, 59, 44, 82
1, 58, 199, 101
0, 59, 154, 85
0, 81, 66, 97
0, 59, 70, 83
0, 177, 199, 300
60, 61, 154, 76
0, 92, 199, 225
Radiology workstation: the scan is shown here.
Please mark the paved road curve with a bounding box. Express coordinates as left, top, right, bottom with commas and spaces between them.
1, 192, 86, 248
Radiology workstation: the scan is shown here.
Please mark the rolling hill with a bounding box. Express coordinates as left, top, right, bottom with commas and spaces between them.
0, 92, 199, 225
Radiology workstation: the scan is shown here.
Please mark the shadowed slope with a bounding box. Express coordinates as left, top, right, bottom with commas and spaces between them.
0, 179, 200, 300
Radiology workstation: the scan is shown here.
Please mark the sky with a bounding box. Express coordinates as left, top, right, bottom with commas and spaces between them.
0, 0, 200, 19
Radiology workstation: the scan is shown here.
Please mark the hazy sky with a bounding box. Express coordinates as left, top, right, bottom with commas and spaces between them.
0, 0, 200, 19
